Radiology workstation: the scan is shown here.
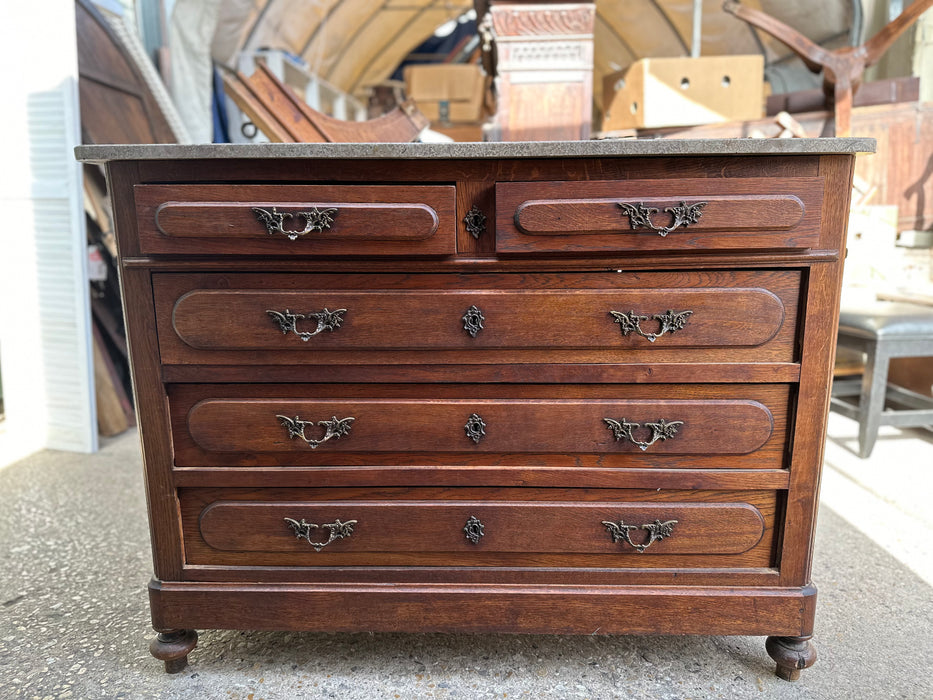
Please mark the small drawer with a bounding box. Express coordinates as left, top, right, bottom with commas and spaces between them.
496, 178, 823, 254
153, 270, 800, 365
169, 383, 790, 469
134, 184, 456, 256
179, 487, 777, 569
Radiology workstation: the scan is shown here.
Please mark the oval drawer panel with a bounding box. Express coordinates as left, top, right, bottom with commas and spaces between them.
186, 397, 774, 455
496, 178, 823, 253
170, 288, 783, 350
135, 184, 456, 256
196, 500, 766, 556
156, 271, 797, 364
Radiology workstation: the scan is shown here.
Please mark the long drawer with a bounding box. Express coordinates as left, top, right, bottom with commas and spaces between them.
135, 184, 457, 256
496, 177, 823, 253
169, 383, 791, 469
180, 487, 778, 569
154, 270, 801, 365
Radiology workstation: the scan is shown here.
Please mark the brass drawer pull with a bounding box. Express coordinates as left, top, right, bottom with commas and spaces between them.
284, 517, 357, 552
253, 206, 338, 240
602, 518, 678, 553
267, 308, 346, 341
277, 415, 355, 449
462, 305, 485, 337
609, 309, 693, 342
617, 201, 707, 237
604, 417, 683, 451
463, 515, 485, 544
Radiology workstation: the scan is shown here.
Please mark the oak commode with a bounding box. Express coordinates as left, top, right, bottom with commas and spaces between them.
76, 138, 872, 681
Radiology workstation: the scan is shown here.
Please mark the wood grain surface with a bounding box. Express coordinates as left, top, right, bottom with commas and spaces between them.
169, 383, 790, 469
135, 184, 456, 256
497, 177, 824, 253
154, 270, 801, 366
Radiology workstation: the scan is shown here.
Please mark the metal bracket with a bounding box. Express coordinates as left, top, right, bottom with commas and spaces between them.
277, 415, 355, 449
602, 518, 677, 553
604, 417, 684, 451
267, 308, 346, 341
617, 201, 707, 237
609, 309, 693, 343
252, 206, 338, 240
284, 517, 357, 552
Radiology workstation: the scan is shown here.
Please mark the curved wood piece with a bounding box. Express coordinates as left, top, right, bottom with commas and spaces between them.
765, 635, 817, 681
721, 1, 830, 74
863, 0, 933, 66
724, 0, 933, 136
150, 628, 198, 674
249, 62, 429, 143
76, 0, 177, 144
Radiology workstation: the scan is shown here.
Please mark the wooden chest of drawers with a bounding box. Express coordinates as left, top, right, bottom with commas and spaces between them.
77, 139, 871, 681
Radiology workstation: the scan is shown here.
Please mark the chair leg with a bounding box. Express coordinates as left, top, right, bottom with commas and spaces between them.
858, 343, 889, 458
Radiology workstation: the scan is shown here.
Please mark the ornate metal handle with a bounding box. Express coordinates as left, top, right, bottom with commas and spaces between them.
284, 517, 357, 552
604, 418, 683, 451
267, 308, 346, 341
609, 309, 692, 342
252, 206, 338, 240
277, 415, 355, 449
602, 518, 677, 553
617, 201, 707, 237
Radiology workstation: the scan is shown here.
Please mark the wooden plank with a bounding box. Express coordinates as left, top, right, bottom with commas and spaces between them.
149, 580, 816, 637
92, 323, 129, 436
221, 70, 295, 143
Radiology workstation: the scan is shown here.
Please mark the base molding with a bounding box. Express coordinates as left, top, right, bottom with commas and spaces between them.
149, 579, 816, 637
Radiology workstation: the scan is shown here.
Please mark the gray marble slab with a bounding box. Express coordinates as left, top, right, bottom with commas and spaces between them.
75, 138, 875, 163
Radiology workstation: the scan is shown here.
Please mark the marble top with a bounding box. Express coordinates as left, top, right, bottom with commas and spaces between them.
75, 138, 875, 163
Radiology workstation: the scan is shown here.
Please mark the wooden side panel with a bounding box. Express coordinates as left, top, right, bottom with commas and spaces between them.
780, 154, 855, 586
76, 0, 176, 145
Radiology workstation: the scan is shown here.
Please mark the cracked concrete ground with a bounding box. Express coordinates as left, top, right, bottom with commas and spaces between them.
1, 415, 931, 699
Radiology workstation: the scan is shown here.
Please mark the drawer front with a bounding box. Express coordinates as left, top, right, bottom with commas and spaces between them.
169, 383, 790, 468
180, 487, 777, 569
135, 184, 456, 256
496, 178, 823, 253
154, 270, 800, 365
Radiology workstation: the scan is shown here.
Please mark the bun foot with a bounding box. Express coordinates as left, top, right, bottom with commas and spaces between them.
766, 635, 817, 681
150, 628, 198, 673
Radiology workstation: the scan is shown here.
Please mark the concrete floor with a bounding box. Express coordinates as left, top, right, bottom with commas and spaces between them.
1, 414, 931, 699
